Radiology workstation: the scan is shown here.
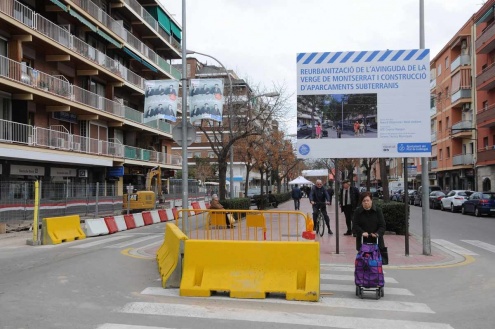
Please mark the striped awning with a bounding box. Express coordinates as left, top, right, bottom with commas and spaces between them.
69, 9, 97, 32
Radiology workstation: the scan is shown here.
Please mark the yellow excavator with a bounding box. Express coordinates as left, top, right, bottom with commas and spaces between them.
123, 167, 162, 212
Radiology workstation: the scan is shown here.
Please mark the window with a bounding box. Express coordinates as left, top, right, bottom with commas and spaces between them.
195, 135, 202, 143
208, 152, 215, 158
446, 147, 450, 158
194, 152, 201, 158
439, 149, 443, 160
437, 64, 442, 76
483, 100, 488, 111
446, 117, 449, 130
445, 56, 449, 69
438, 120, 442, 132
187, 152, 193, 158
483, 137, 488, 148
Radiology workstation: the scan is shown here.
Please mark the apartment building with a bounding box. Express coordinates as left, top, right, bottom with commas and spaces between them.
475, 0, 495, 191
429, 18, 476, 192
0, 0, 182, 197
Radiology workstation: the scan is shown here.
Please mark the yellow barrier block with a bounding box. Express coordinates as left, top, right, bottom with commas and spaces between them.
156, 223, 188, 288
180, 240, 320, 301
42, 215, 86, 245
208, 213, 227, 228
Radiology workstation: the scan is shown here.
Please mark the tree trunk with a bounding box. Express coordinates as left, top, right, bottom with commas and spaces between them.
217, 159, 227, 200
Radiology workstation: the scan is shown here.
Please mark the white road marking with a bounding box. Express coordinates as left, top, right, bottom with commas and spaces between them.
321, 283, 414, 296
69, 235, 130, 248
119, 302, 453, 329
432, 239, 478, 255
462, 240, 495, 253
105, 235, 160, 248
97, 324, 177, 329
320, 265, 356, 272
140, 287, 426, 313
320, 273, 398, 284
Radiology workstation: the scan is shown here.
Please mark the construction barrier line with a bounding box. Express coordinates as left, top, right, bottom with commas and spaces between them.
124, 214, 136, 229
142, 212, 154, 225
180, 240, 320, 301
85, 218, 110, 237
42, 215, 86, 245
156, 223, 188, 288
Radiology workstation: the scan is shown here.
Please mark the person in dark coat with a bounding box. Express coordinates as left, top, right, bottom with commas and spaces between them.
291, 184, 302, 210
339, 179, 359, 236
327, 185, 334, 205
353, 191, 386, 251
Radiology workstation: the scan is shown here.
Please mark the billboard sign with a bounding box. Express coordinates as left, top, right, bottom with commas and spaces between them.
143, 79, 179, 123
190, 78, 224, 124
296, 49, 431, 158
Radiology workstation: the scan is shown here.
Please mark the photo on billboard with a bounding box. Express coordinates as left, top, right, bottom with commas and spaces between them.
190, 78, 224, 124
297, 93, 377, 140
143, 79, 178, 123
296, 49, 431, 159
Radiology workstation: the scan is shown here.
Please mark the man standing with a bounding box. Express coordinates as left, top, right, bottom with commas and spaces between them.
339, 179, 359, 236
291, 184, 302, 210
309, 179, 332, 234
327, 185, 334, 206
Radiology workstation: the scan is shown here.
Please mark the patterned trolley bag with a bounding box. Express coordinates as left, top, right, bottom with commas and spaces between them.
354, 240, 385, 288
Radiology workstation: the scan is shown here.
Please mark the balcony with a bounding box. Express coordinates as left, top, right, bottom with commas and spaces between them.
451, 120, 474, 139
0, 119, 181, 166
430, 160, 438, 169
476, 62, 495, 90
0, 55, 172, 136
478, 145, 495, 164
452, 154, 474, 166
476, 20, 495, 53
430, 105, 437, 117
431, 131, 437, 143
430, 78, 436, 90
477, 103, 495, 128
450, 88, 471, 104
450, 55, 471, 72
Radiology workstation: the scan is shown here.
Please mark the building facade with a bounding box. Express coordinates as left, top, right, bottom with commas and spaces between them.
0, 0, 182, 201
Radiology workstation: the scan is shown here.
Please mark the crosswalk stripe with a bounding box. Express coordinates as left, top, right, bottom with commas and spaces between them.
141, 287, 425, 312
321, 284, 414, 296
432, 239, 478, 255
105, 235, 160, 248
462, 240, 495, 253
119, 302, 453, 329
320, 273, 398, 284
320, 265, 355, 272
97, 325, 176, 329
69, 235, 130, 248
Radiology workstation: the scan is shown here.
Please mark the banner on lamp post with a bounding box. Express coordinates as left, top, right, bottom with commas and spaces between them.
189, 78, 224, 124
143, 79, 179, 123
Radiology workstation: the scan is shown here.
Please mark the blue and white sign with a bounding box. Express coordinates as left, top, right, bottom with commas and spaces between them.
296, 49, 431, 158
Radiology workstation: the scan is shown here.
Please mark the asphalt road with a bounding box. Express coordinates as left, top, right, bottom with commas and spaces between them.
0, 206, 494, 328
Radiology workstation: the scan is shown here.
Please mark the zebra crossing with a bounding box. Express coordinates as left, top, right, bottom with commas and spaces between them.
95, 264, 454, 329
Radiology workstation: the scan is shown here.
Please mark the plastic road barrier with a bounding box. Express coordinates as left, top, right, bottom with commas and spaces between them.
172, 207, 179, 220
42, 215, 86, 245
198, 200, 207, 209
103, 216, 119, 234
133, 212, 145, 227
142, 211, 154, 225
113, 215, 127, 231
124, 214, 136, 229
191, 202, 202, 215
156, 223, 188, 288
180, 240, 320, 301
165, 208, 174, 221
85, 218, 110, 237
246, 213, 267, 240
158, 209, 168, 222
149, 210, 161, 224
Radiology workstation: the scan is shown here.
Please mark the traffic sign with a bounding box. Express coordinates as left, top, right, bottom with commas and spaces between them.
172, 122, 196, 147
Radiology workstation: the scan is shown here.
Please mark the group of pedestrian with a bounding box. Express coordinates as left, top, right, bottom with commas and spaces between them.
291, 179, 386, 252
353, 121, 366, 136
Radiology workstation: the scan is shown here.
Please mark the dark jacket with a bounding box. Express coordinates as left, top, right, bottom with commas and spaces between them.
353, 204, 386, 251
339, 186, 359, 209
309, 186, 330, 203
291, 187, 302, 199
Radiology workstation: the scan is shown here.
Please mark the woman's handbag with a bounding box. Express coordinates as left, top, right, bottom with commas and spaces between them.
227, 213, 235, 225
380, 246, 389, 265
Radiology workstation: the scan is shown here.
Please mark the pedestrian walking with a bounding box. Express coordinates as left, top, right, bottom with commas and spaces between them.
336, 125, 342, 138
327, 185, 334, 205
291, 184, 303, 210
353, 191, 386, 251
339, 179, 359, 236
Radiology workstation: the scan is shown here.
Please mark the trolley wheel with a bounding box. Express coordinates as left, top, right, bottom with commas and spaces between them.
380, 287, 384, 297
355, 286, 359, 296
375, 289, 380, 300
359, 287, 364, 299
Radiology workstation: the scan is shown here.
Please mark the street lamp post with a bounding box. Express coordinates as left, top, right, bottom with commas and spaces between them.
186, 49, 234, 199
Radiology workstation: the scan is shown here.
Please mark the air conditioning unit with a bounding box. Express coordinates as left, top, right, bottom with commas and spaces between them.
73, 142, 81, 151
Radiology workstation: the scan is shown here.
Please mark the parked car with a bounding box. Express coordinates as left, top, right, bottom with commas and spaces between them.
461, 192, 495, 217
400, 189, 416, 204
414, 185, 442, 207
429, 191, 446, 209
390, 189, 403, 202
440, 190, 473, 212
247, 188, 261, 205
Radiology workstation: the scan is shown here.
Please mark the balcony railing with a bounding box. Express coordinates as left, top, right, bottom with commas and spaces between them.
430, 106, 437, 117
122, 0, 182, 54
431, 131, 437, 142
70, 0, 181, 79
0, 55, 171, 135
451, 88, 471, 103
476, 20, 495, 51
430, 160, 438, 169
450, 55, 471, 71
476, 62, 495, 89
453, 153, 474, 166
477, 103, 495, 125
0, 0, 145, 91
0, 119, 181, 166
430, 78, 436, 90
451, 120, 473, 131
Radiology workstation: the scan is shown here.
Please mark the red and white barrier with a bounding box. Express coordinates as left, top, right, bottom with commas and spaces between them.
85, 218, 110, 237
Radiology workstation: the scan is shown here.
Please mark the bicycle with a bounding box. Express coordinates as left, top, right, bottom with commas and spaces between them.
313, 202, 327, 237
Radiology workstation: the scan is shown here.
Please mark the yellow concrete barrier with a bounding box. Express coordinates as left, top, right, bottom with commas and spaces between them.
42, 215, 86, 245
180, 240, 320, 301
156, 223, 188, 288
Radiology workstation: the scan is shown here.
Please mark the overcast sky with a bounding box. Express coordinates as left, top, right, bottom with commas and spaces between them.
162, 0, 484, 133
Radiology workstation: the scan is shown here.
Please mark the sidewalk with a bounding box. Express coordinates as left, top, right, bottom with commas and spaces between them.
278, 197, 463, 268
